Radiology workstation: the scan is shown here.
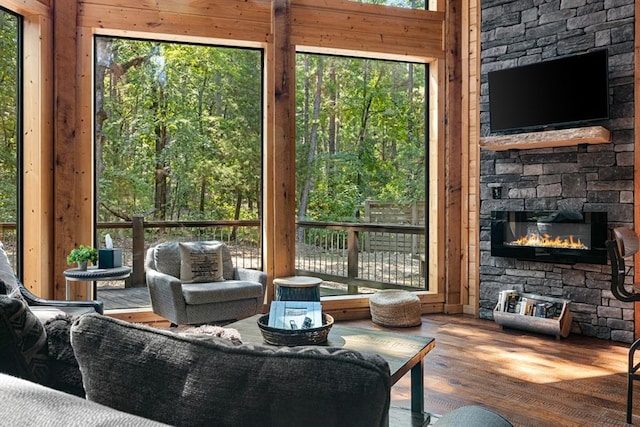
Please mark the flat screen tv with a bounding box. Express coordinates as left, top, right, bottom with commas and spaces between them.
488, 49, 609, 133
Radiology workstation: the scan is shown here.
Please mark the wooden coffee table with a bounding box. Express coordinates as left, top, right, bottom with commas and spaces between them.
228, 314, 436, 426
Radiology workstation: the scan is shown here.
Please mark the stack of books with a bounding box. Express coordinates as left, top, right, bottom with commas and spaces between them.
496, 290, 561, 319
268, 300, 323, 330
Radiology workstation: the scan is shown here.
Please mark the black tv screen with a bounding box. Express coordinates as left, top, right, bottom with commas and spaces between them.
488, 49, 609, 133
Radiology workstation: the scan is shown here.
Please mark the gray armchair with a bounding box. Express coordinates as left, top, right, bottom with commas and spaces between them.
0, 241, 103, 320
145, 241, 266, 326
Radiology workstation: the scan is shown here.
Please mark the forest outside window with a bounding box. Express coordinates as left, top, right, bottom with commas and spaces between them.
295, 53, 428, 297
94, 36, 263, 308
0, 8, 20, 271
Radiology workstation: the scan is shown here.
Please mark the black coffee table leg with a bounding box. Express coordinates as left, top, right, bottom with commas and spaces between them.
411, 358, 424, 414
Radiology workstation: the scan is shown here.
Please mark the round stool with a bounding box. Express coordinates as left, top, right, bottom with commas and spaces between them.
273, 276, 322, 301
369, 290, 422, 327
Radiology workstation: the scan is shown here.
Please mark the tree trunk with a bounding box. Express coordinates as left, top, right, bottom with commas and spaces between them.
297, 57, 324, 241
356, 60, 374, 198
231, 190, 242, 241
153, 85, 169, 221
328, 62, 337, 155
94, 38, 111, 217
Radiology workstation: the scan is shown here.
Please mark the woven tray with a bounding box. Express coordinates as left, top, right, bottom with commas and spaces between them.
257, 313, 334, 346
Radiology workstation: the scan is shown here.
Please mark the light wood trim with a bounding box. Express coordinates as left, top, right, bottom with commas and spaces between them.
90, 28, 266, 50
479, 126, 611, 151
463, 0, 480, 315
429, 59, 445, 297
78, 1, 272, 43
2, 0, 50, 15
291, 0, 444, 60
106, 308, 169, 326
80, 0, 272, 19
22, 12, 53, 298
262, 30, 276, 306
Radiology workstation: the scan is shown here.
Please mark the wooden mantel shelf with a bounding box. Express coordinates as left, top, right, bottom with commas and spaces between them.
479, 126, 611, 151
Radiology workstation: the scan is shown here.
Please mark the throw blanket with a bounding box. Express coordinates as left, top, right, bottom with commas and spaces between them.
177, 324, 242, 344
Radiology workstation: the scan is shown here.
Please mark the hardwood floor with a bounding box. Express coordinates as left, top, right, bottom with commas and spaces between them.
104, 288, 635, 426
342, 314, 635, 427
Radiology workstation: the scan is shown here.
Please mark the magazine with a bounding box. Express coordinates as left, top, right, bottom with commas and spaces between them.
268, 301, 323, 330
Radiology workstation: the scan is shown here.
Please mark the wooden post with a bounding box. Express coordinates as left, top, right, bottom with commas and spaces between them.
53, 0, 95, 300
130, 215, 146, 287
347, 228, 359, 294
444, 0, 464, 313
272, 0, 296, 281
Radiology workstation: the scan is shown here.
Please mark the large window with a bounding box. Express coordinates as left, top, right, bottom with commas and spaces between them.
0, 8, 20, 269
295, 53, 427, 295
94, 37, 263, 305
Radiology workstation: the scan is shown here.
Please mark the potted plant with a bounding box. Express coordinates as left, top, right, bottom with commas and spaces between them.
66, 245, 98, 270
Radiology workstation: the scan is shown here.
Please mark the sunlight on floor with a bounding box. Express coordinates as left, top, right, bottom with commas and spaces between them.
469, 344, 623, 383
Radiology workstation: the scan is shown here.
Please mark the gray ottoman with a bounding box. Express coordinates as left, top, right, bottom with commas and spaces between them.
369, 290, 422, 327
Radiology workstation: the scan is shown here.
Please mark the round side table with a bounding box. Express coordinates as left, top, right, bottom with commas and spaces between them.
63, 266, 132, 300
273, 276, 322, 301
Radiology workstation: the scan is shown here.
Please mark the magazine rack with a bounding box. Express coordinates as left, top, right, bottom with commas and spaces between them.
493, 292, 572, 340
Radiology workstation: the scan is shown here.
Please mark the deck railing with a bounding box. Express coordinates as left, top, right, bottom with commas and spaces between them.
97, 216, 262, 287
1, 217, 427, 298
296, 221, 427, 295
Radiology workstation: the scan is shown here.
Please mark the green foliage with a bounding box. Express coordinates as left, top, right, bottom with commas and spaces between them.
66, 245, 98, 264
295, 54, 426, 222
97, 38, 262, 223
94, 36, 426, 229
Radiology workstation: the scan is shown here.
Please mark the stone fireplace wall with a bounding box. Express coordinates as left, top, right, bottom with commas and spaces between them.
479, 0, 635, 342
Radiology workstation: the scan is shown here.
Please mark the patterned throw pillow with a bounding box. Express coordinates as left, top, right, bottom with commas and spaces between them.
179, 242, 225, 283
0, 294, 50, 384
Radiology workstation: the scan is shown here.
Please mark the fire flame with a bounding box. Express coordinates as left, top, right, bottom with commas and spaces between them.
509, 233, 588, 249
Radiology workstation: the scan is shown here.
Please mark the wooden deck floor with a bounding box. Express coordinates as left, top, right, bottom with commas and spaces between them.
97, 285, 345, 311
98, 286, 151, 310
99, 288, 637, 426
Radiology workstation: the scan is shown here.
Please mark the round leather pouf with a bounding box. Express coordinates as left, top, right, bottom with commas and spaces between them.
369, 290, 422, 327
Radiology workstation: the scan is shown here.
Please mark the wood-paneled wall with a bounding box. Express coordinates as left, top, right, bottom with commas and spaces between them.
4, 0, 470, 319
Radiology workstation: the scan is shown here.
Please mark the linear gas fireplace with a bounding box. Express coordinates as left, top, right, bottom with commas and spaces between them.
491, 211, 608, 265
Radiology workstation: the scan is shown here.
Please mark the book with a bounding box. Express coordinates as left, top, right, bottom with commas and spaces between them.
506, 294, 521, 313
497, 290, 518, 312
268, 301, 323, 330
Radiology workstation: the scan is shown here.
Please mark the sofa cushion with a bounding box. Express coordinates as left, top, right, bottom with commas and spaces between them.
0, 294, 50, 384
71, 313, 391, 427
179, 241, 225, 283
0, 373, 170, 426
181, 280, 264, 305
